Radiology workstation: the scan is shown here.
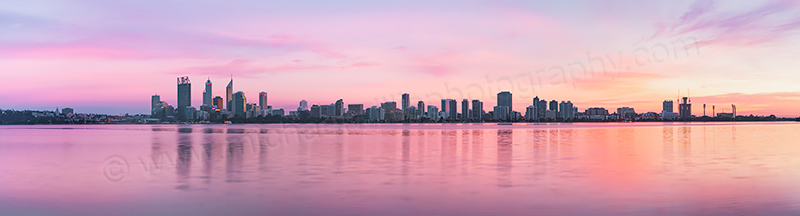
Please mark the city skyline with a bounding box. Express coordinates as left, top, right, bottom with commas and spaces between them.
2, 0, 800, 116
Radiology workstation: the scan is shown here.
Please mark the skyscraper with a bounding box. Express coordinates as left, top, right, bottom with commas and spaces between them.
662, 100, 674, 119
232, 91, 246, 117
549, 100, 558, 112
177, 76, 191, 120
259, 92, 268, 110
441, 99, 454, 119
461, 99, 469, 120
203, 78, 212, 106
226, 78, 233, 111
449, 99, 457, 120
151, 95, 160, 115
417, 101, 425, 117
402, 93, 410, 111
496, 91, 512, 120
537, 99, 547, 120
559, 101, 575, 120
472, 100, 483, 120
335, 99, 344, 116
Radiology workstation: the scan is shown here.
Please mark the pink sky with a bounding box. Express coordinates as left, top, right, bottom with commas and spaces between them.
1, 0, 799, 117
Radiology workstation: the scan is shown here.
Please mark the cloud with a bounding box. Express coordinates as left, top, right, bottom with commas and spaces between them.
170, 59, 379, 77
661, 0, 800, 47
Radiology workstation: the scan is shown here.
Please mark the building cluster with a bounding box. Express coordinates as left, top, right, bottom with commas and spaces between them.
149, 76, 740, 123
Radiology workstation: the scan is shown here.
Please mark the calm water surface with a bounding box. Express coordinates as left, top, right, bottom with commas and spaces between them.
2, 122, 800, 215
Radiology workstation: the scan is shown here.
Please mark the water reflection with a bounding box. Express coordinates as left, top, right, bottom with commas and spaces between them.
15, 123, 794, 215
497, 129, 513, 187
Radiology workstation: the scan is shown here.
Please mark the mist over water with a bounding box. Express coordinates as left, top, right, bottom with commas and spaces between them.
2, 122, 800, 215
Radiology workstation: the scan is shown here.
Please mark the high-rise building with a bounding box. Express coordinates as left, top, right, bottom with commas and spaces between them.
259, 92, 268, 110
525, 106, 536, 120
663, 100, 674, 113
348, 104, 364, 115
232, 91, 246, 118
472, 100, 483, 120
549, 100, 558, 112
335, 99, 344, 116
299, 100, 308, 111
661, 100, 675, 119
461, 99, 469, 120
617, 107, 636, 120
440, 99, 453, 117
427, 106, 439, 120
449, 99, 457, 120
402, 93, 410, 111
417, 101, 425, 117
381, 102, 397, 111
537, 99, 547, 120
496, 91, 512, 120
493, 106, 510, 120
679, 97, 692, 119
226, 78, 233, 111
213, 96, 223, 109
367, 106, 385, 121
151, 95, 161, 115
177, 76, 191, 120
559, 101, 575, 120
310, 105, 322, 118
203, 79, 212, 106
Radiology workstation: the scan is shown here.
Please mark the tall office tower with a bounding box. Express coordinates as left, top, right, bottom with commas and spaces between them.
679, 97, 692, 119
663, 100, 674, 113
537, 100, 547, 119
662, 100, 674, 119
472, 100, 483, 120
402, 93, 410, 111
497, 91, 512, 119
258, 92, 268, 110
203, 79, 212, 106
461, 99, 469, 120
151, 95, 160, 115
177, 76, 191, 120
299, 100, 308, 111
226, 78, 233, 111
417, 101, 425, 117
549, 100, 558, 111
559, 101, 575, 120
449, 99, 457, 120
232, 91, 247, 117
348, 104, 364, 115
439, 99, 453, 119
497, 91, 512, 110
335, 99, 344, 116
213, 96, 224, 109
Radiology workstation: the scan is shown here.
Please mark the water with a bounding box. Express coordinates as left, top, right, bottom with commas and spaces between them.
2, 122, 800, 215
